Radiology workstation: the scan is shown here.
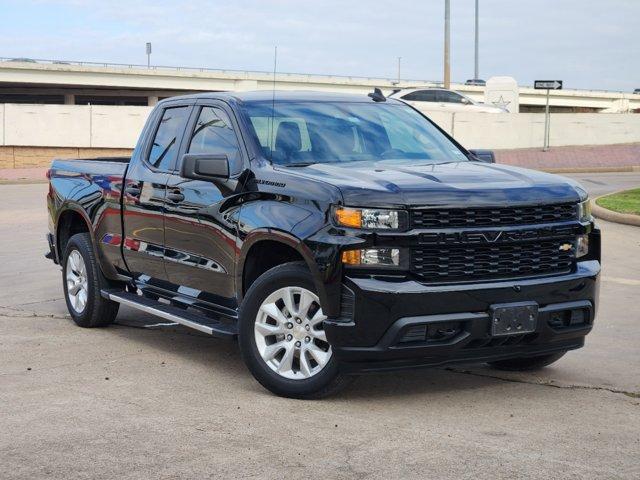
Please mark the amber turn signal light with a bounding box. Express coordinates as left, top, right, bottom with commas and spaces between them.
334, 207, 362, 228
341, 250, 362, 265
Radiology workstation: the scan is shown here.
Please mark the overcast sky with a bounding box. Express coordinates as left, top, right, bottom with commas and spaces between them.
1, 0, 638, 92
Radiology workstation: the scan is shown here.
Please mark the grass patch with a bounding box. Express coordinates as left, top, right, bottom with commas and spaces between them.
596, 188, 640, 216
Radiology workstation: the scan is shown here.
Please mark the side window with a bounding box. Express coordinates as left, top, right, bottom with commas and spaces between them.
188, 106, 243, 175
402, 90, 437, 102
441, 91, 464, 103
248, 117, 311, 151
148, 106, 190, 171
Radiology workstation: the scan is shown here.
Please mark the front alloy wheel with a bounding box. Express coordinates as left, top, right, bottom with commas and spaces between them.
239, 262, 352, 399
254, 286, 331, 379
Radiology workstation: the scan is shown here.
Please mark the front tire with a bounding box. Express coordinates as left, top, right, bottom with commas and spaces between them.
62, 233, 119, 328
487, 352, 566, 371
238, 262, 352, 399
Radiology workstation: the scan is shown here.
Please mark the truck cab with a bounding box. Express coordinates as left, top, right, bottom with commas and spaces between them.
46, 91, 600, 398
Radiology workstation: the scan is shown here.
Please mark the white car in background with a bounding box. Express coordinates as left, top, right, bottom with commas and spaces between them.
389, 88, 507, 114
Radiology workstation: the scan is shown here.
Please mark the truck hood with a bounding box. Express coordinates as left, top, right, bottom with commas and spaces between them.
280, 161, 585, 208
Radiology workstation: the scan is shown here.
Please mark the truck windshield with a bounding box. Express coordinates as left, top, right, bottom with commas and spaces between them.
241, 101, 468, 166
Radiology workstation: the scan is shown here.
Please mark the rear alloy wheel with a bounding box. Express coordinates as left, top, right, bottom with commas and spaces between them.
66, 250, 89, 314
239, 262, 352, 399
62, 233, 119, 328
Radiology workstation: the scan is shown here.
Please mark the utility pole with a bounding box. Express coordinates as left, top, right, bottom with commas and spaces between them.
474, 0, 479, 80
397, 57, 402, 84
444, 0, 451, 89
146, 42, 152, 68
543, 88, 551, 151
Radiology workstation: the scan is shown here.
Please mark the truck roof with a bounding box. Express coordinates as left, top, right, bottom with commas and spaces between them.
160, 90, 401, 105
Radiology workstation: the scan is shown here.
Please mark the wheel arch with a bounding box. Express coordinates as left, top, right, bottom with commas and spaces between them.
237, 229, 327, 307
55, 205, 93, 260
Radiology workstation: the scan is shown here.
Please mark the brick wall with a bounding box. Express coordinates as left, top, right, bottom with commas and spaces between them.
0, 146, 133, 169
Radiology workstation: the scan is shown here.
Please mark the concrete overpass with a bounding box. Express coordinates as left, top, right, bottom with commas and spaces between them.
1, 58, 639, 112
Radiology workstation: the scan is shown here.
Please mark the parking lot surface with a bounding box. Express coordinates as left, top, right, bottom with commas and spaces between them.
1, 177, 639, 479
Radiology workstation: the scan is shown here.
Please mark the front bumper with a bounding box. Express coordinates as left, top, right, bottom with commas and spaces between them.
325, 260, 600, 373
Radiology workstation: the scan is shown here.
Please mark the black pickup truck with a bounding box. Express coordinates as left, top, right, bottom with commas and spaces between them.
46, 90, 600, 398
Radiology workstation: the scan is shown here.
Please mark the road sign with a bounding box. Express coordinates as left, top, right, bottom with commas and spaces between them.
534, 80, 562, 90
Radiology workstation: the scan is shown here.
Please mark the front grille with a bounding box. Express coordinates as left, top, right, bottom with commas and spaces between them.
411, 240, 574, 282
411, 203, 577, 229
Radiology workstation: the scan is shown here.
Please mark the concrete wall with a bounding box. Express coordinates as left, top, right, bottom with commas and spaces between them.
0, 103, 639, 157
432, 112, 640, 150
1, 104, 151, 149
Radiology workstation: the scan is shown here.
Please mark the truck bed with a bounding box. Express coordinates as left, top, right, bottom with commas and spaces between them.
49, 156, 130, 176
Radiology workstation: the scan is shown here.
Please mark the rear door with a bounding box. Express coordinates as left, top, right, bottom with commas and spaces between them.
121, 102, 192, 284
162, 101, 247, 314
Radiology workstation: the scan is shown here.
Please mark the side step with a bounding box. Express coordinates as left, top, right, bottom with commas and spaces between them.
102, 290, 238, 339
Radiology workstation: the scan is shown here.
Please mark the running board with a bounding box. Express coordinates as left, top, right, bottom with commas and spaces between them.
102, 290, 237, 339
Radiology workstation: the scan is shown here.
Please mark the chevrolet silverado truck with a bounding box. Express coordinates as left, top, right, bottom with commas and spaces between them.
46, 90, 600, 398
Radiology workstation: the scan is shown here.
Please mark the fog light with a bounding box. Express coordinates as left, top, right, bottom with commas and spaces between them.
341, 248, 400, 267
576, 235, 589, 258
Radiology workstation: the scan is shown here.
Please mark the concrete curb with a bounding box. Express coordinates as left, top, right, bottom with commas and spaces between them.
540, 166, 640, 174
591, 193, 640, 227
0, 179, 48, 185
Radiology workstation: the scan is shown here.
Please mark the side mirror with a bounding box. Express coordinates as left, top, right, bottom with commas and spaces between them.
180, 153, 230, 181
461, 98, 471, 105
469, 149, 495, 163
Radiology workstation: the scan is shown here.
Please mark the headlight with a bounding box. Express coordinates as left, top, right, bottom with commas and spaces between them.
577, 199, 591, 222
333, 206, 403, 229
341, 248, 401, 267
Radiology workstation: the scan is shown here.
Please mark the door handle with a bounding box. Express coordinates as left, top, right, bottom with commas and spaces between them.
167, 191, 185, 202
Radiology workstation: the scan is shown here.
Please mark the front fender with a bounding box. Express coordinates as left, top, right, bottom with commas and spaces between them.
236, 228, 329, 306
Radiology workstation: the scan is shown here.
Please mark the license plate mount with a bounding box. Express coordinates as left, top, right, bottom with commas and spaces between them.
490, 302, 538, 337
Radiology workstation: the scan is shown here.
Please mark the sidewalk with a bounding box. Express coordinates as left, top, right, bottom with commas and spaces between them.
495, 143, 640, 171
1, 144, 639, 183
0, 167, 48, 183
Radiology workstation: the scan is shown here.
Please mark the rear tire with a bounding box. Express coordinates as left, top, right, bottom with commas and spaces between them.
62, 233, 119, 328
238, 262, 353, 399
487, 352, 566, 371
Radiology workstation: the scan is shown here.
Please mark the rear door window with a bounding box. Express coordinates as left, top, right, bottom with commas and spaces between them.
148, 106, 190, 171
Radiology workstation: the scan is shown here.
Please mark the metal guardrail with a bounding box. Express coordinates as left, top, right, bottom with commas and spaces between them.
0, 56, 440, 85
1, 56, 635, 95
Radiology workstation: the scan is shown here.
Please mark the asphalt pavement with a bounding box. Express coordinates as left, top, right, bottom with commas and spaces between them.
1, 178, 639, 479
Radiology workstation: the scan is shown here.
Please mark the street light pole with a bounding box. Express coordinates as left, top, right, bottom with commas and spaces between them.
397, 56, 402, 84
474, 0, 479, 80
444, 0, 450, 89
146, 42, 152, 68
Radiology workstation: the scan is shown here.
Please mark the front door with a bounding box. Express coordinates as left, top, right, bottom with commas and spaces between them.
163, 103, 247, 315
122, 104, 192, 284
